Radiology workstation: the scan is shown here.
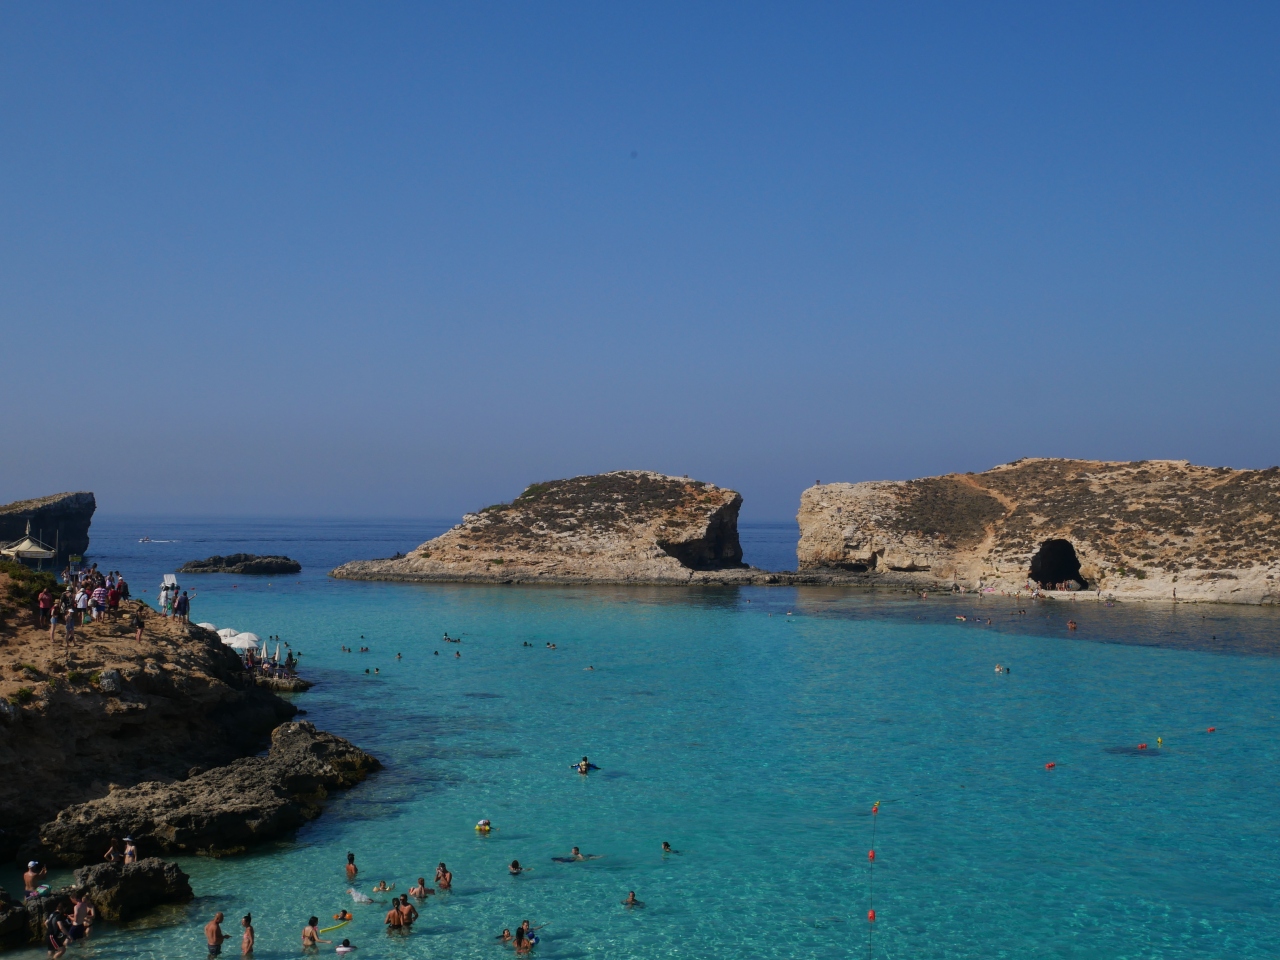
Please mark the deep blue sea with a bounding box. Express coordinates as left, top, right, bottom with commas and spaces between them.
10, 517, 1280, 960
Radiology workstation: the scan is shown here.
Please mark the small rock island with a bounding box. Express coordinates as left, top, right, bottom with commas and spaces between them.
180, 554, 302, 575
332, 470, 752, 584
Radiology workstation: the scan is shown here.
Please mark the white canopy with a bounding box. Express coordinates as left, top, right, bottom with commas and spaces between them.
233, 632, 261, 646
216, 628, 239, 639
196, 622, 218, 631
162, 574, 177, 587
1, 536, 55, 561
224, 635, 260, 650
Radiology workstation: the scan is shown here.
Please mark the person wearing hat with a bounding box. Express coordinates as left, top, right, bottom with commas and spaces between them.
122, 837, 138, 864
23, 860, 47, 898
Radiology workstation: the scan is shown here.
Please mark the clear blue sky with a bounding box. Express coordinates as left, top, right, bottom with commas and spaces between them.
3, 3, 1278, 520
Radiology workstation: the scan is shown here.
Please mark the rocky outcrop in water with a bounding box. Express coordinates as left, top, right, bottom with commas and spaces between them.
797, 458, 1280, 603
71, 858, 193, 921
40, 722, 381, 863
179, 554, 302, 575
332, 471, 752, 584
0, 859, 192, 950
0, 492, 95, 564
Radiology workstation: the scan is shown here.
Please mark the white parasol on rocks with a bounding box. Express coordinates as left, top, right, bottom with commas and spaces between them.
224, 634, 261, 650
216, 628, 239, 639
196, 622, 218, 631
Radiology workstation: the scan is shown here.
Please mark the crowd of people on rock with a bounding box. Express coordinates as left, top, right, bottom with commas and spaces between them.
25, 856, 100, 958
242, 642, 298, 680
35, 566, 132, 643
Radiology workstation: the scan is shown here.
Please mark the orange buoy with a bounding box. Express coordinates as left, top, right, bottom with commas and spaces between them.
1045, 762, 1056, 769
872, 801, 879, 815
868, 909, 876, 922
868, 850, 875, 861
1138, 743, 1147, 749
1207, 727, 1216, 733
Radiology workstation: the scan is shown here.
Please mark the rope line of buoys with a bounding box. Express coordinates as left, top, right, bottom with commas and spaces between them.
867, 800, 880, 960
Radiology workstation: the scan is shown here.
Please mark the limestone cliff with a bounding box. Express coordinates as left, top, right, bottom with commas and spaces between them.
797, 459, 1280, 603
332, 471, 750, 584
0, 492, 95, 563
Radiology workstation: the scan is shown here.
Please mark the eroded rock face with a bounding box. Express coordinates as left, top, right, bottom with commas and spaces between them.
332, 471, 748, 584
0, 492, 95, 564
179, 554, 302, 575
40, 722, 381, 864
797, 459, 1280, 603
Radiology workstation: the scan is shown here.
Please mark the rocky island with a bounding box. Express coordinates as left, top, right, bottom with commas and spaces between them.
797, 458, 1280, 603
180, 553, 302, 574
333, 470, 754, 584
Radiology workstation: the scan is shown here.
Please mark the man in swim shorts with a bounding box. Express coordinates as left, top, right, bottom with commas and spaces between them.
24, 860, 47, 898
397, 895, 418, 926
205, 912, 227, 957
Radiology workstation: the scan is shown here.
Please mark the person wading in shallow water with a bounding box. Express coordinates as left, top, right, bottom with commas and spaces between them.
204, 912, 227, 958
345, 853, 358, 880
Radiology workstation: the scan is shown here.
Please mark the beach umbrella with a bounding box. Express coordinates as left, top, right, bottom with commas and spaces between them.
224, 635, 260, 650
274, 643, 281, 662
216, 628, 239, 639
196, 622, 218, 631
233, 632, 261, 647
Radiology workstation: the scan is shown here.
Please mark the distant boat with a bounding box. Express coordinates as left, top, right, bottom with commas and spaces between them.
139, 536, 152, 543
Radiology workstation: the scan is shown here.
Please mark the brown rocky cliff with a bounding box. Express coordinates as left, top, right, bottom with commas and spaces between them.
332, 470, 751, 584
797, 459, 1280, 603
0, 588, 296, 857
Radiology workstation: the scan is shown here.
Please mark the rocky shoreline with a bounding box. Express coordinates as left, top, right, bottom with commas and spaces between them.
0, 572, 377, 952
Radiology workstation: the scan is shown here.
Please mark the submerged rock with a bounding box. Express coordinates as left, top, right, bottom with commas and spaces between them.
39, 722, 379, 863
179, 554, 302, 575
332, 470, 750, 584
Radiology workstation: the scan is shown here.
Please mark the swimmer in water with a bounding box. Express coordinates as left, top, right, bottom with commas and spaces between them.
510, 860, 525, 875
662, 841, 680, 855
372, 881, 394, 893
497, 929, 513, 943
995, 664, 1002, 673
567, 846, 602, 861
408, 878, 433, 899
345, 853, 358, 880
435, 863, 452, 890
584, 665, 594, 670
1067, 620, 1077, 630
455, 651, 461, 658
396, 653, 402, 660
336, 938, 356, 953
622, 891, 644, 908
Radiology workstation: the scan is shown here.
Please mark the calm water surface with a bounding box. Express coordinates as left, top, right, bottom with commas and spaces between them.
13, 518, 1280, 960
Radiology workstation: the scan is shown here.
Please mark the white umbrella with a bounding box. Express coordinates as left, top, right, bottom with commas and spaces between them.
274, 643, 281, 662
196, 622, 218, 631
224, 635, 260, 650
233, 632, 261, 647
217, 628, 239, 639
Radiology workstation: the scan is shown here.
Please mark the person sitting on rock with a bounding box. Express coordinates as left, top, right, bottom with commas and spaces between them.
24, 860, 47, 898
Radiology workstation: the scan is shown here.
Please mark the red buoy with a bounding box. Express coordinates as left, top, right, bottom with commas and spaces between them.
868, 850, 875, 861
1138, 743, 1147, 749
1045, 762, 1056, 769
868, 910, 876, 923
1207, 727, 1216, 733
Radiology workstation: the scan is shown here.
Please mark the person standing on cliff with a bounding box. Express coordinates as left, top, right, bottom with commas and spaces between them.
37, 587, 52, 628
205, 912, 227, 957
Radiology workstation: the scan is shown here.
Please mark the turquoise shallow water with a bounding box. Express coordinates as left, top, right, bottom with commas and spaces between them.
13, 519, 1280, 959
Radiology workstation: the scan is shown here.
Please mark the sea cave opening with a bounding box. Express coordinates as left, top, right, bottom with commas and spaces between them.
1029, 538, 1087, 590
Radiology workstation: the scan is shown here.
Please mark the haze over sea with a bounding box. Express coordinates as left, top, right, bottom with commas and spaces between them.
4, 516, 1274, 960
